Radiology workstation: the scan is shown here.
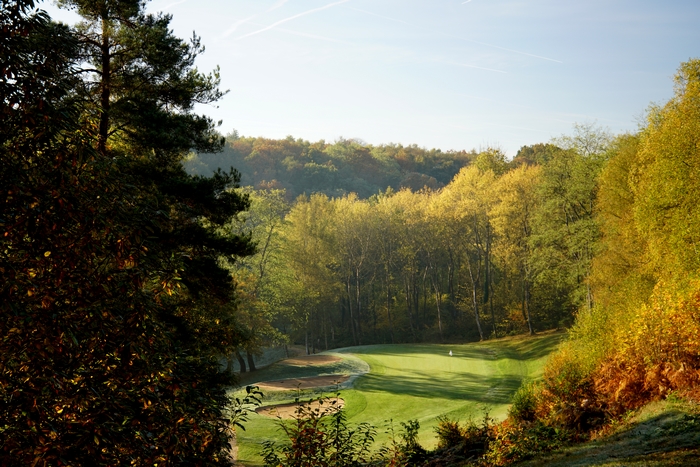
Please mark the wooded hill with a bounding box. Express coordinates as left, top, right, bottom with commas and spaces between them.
227, 60, 700, 466
185, 135, 476, 199
222, 125, 609, 366
3, 0, 699, 463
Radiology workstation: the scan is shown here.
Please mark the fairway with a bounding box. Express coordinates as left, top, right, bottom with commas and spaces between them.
234, 332, 564, 466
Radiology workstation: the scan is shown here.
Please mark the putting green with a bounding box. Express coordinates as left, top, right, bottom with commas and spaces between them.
234, 331, 564, 466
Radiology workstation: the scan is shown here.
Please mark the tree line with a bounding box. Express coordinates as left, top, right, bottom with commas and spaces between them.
232, 60, 700, 466
185, 135, 475, 199
227, 125, 613, 361
3, 0, 699, 463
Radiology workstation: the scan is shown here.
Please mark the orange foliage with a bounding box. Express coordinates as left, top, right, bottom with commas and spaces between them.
593, 281, 700, 415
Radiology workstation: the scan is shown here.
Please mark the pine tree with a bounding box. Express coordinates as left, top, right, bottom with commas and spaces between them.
1, 1, 253, 464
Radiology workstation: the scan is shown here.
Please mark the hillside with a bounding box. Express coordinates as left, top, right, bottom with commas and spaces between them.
517, 398, 700, 467
184, 135, 476, 199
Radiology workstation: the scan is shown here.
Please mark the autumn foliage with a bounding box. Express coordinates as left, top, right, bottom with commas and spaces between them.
1, 0, 252, 464
480, 59, 700, 462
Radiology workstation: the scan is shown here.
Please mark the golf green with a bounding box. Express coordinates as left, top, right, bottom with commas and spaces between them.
234, 332, 564, 466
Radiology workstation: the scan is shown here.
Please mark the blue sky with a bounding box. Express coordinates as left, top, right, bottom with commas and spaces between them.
46, 0, 700, 156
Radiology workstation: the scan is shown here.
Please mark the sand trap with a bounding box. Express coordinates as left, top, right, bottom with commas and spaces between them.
256, 398, 345, 419
257, 375, 350, 391
283, 355, 341, 366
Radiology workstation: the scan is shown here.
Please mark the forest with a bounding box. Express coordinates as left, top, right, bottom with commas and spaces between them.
200, 128, 608, 364
185, 135, 475, 199
2, 0, 700, 465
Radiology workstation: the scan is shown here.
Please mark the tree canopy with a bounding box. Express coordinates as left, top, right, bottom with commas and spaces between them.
1, 0, 253, 464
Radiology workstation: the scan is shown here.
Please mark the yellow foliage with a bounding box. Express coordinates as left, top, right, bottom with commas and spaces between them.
594, 281, 700, 414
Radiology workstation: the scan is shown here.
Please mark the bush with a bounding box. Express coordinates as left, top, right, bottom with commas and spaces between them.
429, 414, 494, 466
261, 396, 425, 467
508, 382, 538, 422
484, 419, 572, 466
593, 281, 700, 415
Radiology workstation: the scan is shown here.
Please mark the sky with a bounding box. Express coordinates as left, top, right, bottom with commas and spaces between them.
44, 0, 700, 156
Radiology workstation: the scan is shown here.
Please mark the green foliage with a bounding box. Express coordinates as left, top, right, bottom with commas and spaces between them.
528, 124, 612, 325
433, 414, 494, 462
261, 396, 384, 467
186, 137, 475, 200
1, 1, 254, 464
508, 382, 539, 423
484, 419, 572, 466
512, 143, 560, 167
475, 147, 509, 176
259, 396, 429, 467
632, 59, 700, 277
228, 386, 264, 431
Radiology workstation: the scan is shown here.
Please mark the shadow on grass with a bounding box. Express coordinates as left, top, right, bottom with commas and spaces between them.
504, 332, 566, 362
235, 357, 366, 388
519, 410, 700, 467
353, 370, 525, 404
344, 344, 499, 362
343, 332, 565, 362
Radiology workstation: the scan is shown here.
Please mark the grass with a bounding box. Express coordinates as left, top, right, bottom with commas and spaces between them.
233, 331, 565, 466
516, 396, 700, 466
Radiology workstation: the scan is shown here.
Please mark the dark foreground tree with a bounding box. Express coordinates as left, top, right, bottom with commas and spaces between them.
1, 0, 252, 464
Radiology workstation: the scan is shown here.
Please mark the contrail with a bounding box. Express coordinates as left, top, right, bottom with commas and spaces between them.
237, 0, 351, 40
161, 0, 187, 10
274, 26, 355, 45
449, 61, 507, 74
345, 6, 412, 25
221, 0, 291, 39
349, 7, 562, 64
462, 0, 473, 4
267, 0, 290, 12
449, 35, 563, 63
222, 15, 258, 38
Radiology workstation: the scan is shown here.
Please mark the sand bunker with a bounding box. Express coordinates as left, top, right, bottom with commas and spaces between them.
256, 398, 345, 419
283, 354, 341, 366
257, 375, 350, 391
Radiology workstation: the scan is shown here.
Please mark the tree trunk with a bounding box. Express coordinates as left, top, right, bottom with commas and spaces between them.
346, 278, 357, 345
246, 351, 256, 372
525, 279, 534, 335
386, 274, 395, 344
98, 15, 111, 156
323, 314, 328, 350
434, 282, 443, 342
467, 260, 484, 340
431, 265, 443, 342
235, 349, 246, 373
404, 277, 416, 340
355, 267, 362, 345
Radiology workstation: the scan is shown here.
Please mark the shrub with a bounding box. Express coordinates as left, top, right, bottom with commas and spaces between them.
508, 382, 539, 422
261, 396, 425, 467
484, 419, 571, 466
429, 414, 494, 466
594, 281, 700, 415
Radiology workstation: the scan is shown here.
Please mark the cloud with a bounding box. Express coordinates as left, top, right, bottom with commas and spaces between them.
236, 0, 351, 40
